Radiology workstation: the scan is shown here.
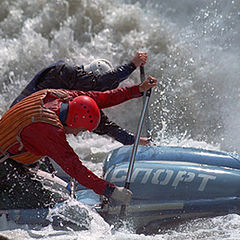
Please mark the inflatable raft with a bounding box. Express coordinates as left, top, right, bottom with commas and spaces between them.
1, 145, 240, 232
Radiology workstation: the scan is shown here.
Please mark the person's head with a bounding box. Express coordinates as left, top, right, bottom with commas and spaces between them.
84, 59, 113, 77
64, 95, 100, 136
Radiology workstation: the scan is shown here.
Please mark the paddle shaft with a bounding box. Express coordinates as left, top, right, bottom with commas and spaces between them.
120, 66, 152, 216
68, 178, 76, 198
140, 67, 151, 138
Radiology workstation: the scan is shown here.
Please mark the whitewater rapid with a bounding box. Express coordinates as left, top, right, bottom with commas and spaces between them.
1, 0, 240, 239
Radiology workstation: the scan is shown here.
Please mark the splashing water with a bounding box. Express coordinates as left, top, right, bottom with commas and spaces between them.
1, 0, 240, 239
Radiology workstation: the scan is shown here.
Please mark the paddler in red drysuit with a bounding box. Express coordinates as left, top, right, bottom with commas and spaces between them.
0, 75, 157, 210
10, 52, 149, 146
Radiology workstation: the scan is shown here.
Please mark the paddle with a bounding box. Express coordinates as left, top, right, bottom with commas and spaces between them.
120, 66, 152, 216
140, 66, 151, 139
68, 178, 76, 198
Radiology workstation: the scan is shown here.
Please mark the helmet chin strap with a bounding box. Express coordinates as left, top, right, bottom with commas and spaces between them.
59, 103, 69, 126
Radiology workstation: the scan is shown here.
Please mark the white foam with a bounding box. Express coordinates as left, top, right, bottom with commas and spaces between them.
1, 0, 240, 239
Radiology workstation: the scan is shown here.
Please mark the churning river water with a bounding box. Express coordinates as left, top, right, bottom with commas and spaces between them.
1, 0, 240, 239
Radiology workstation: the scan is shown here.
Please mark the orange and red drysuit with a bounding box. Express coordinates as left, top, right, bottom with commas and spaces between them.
0, 85, 142, 197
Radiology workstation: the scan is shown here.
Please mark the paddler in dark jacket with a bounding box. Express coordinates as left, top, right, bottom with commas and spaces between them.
0, 76, 157, 209
10, 52, 149, 146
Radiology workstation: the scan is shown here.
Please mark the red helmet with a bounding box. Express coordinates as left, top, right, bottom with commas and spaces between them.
65, 95, 100, 131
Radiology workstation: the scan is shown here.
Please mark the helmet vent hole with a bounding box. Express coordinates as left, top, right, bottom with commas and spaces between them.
90, 120, 93, 123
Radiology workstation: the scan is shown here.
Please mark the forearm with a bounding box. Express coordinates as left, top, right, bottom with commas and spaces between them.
59, 157, 113, 195
90, 62, 136, 91
115, 62, 136, 83
108, 127, 135, 145
86, 85, 142, 109
93, 111, 135, 145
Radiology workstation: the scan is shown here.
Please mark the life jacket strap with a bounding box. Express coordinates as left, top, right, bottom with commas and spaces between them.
0, 152, 10, 163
